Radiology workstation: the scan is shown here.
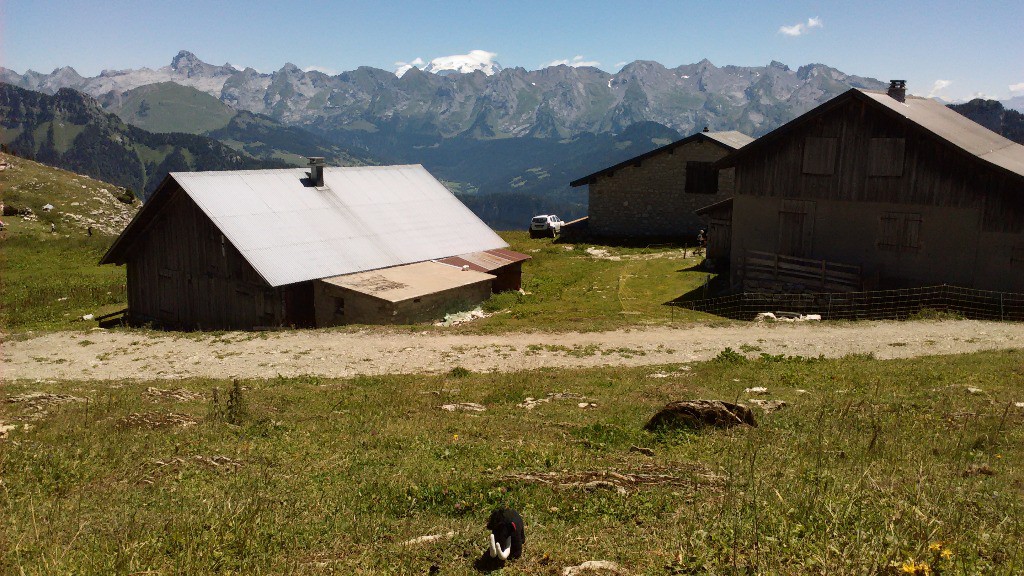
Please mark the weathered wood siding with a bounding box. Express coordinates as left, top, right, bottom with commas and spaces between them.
730, 97, 1024, 292
125, 185, 283, 329
588, 140, 736, 237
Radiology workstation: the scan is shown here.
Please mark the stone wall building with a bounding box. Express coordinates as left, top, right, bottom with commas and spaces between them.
570, 130, 753, 238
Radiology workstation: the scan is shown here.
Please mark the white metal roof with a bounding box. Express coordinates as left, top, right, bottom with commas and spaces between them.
171, 165, 508, 287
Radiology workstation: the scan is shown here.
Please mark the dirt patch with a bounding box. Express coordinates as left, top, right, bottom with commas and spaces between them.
7, 392, 85, 413
118, 411, 197, 429
501, 464, 723, 495
144, 387, 204, 402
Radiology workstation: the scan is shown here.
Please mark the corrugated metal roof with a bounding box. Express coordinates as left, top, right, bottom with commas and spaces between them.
569, 130, 753, 187
438, 248, 531, 272
321, 261, 494, 303
860, 90, 1024, 178
171, 165, 508, 287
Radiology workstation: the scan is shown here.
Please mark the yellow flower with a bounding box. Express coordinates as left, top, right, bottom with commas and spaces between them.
929, 542, 943, 552
901, 560, 931, 575
941, 549, 953, 560
453, 434, 458, 441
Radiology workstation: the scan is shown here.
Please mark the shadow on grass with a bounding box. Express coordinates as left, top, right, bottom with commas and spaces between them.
666, 271, 731, 306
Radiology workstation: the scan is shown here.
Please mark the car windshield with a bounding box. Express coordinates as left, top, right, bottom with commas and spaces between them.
532, 216, 548, 223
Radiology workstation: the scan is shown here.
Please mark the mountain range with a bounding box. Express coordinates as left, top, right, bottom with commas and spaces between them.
4, 51, 1019, 229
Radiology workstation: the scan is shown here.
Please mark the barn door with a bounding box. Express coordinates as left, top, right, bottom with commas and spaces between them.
157, 268, 181, 325
778, 200, 815, 258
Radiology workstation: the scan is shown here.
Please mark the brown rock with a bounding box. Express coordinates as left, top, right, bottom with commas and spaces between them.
644, 400, 757, 431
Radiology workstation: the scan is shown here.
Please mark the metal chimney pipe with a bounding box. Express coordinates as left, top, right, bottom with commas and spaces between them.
307, 157, 325, 187
887, 80, 907, 103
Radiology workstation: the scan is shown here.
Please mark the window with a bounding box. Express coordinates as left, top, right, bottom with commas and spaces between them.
868, 138, 905, 177
685, 161, 718, 194
802, 137, 837, 175
878, 212, 921, 252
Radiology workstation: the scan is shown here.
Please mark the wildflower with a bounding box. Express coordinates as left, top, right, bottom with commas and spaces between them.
453, 434, 459, 441
928, 542, 943, 552
940, 549, 953, 560
900, 559, 931, 575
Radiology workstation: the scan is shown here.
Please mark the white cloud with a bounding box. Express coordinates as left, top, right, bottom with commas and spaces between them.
928, 79, 952, 97
303, 65, 338, 76
779, 16, 823, 36
1009, 82, 1024, 93
613, 61, 628, 70
543, 55, 601, 68
394, 57, 425, 77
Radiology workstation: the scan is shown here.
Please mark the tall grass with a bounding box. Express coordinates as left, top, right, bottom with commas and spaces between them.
2, 350, 1021, 573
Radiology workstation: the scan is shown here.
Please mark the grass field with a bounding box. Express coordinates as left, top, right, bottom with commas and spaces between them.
2, 350, 1022, 574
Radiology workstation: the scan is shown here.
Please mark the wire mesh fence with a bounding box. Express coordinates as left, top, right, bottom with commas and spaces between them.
673, 285, 1024, 321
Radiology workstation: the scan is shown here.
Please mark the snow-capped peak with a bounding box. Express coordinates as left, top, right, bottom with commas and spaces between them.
396, 50, 502, 77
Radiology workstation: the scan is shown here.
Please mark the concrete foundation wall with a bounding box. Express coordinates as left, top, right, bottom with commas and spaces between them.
588, 140, 735, 238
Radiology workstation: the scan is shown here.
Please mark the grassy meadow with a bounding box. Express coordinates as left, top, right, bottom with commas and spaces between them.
3, 350, 1023, 574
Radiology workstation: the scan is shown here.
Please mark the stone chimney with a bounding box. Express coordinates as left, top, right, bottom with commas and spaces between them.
307, 157, 325, 187
887, 80, 907, 103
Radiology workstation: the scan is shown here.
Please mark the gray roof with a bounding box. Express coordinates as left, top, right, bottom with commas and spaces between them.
860, 90, 1024, 178
115, 165, 508, 287
570, 130, 753, 187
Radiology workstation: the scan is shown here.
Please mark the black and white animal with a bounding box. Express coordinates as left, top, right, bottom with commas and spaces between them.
486, 507, 525, 561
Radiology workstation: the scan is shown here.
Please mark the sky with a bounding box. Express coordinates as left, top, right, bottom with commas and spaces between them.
1, 0, 1022, 101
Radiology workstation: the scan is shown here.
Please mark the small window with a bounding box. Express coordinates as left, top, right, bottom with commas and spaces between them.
335, 297, 345, 315
868, 138, 905, 177
413, 297, 422, 303
878, 212, 921, 252
802, 137, 837, 175
685, 161, 718, 194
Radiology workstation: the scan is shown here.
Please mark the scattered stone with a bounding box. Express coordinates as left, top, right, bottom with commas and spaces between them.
440, 402, 486, 412
562, 560, 627, 575
518, 392, 586, 410
0, 423, 16, 439
644, 400, 757, 431
749, 399, 788, 413
1015, 402, 1024, 408
755, 312, 821, 322
145, 387, 203, 402
81, 314, 94, 321
744, 386, 769, 395
795, 389, 809, 395
577, 402, 597, 408
967, 387, 984, 395
629, 445, 655, 457
403, 531, 455, 546
434, 307, 491, 327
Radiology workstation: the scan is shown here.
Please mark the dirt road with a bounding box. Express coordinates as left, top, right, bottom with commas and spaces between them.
3, 319, 1022, 382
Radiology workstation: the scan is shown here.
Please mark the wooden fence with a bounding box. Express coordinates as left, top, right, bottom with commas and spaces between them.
742, 250, 863, 292
674, 284, 1024, 322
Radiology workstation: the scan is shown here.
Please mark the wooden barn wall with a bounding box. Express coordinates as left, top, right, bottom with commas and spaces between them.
729, 98, 1024, 292
734, 99, 1023, 233
588, 140, 735, 238
125, 186, 283, 329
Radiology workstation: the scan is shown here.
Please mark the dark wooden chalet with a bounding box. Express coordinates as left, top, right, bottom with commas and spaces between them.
100, 163, 525, 330
718, 81, 1024, 293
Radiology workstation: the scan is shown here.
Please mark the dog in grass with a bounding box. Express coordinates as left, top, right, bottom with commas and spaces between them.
486, 507, 525, 561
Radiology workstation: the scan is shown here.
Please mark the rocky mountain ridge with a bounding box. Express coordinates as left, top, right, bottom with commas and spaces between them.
1, 51, 888, 140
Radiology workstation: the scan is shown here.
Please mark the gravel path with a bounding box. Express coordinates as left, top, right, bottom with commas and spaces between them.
3, 320, 1023, 382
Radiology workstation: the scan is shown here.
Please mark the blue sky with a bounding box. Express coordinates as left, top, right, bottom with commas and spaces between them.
2, 0, 1022, 101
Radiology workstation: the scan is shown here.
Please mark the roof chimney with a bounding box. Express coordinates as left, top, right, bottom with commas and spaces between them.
887, 80, 907, 103
702, 126, 710, 132
307, 157, 325, 187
